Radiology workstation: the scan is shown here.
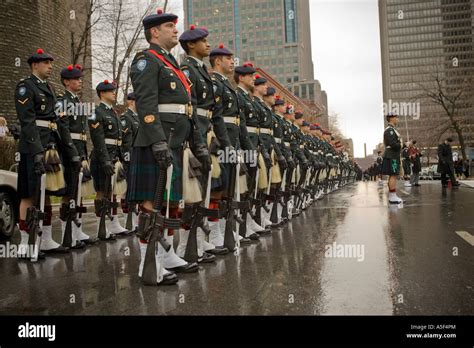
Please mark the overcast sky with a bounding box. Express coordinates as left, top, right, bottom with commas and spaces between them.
310, 0, 384, 157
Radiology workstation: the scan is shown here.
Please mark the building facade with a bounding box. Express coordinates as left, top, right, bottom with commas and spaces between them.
184, 0, 314, 86
0, 0, 93, 124
379, 0, 474, 157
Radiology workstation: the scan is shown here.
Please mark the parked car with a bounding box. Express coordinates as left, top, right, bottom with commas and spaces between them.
0, 169, 18, 240
420, 167, 433, 180
429, 164, 441, 180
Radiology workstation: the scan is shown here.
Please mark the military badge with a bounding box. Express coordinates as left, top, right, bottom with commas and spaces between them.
170, 82, 176, 90
137, 59, 147, 71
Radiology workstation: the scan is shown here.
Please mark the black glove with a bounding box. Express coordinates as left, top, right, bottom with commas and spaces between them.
33, 153, 45, 175
71, 156, 82, 172
152, 141, 172, 168
193, 143, 211, 173
278, 156, 287, 170
301, 160, 309, 171
287, 157, 295, 169
102, 161, 115, 177
262, 151, 272, 169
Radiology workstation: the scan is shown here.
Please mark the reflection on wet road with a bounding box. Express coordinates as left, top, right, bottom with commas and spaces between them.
0, 182, 472, 315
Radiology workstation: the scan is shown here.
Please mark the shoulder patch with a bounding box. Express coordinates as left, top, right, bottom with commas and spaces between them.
137, 59, 147, 71
121, 120, 126, 127
213, 85, 218, 93
18, 86, 27, 96
88, 113, 96, 121
182, 69, 190, 78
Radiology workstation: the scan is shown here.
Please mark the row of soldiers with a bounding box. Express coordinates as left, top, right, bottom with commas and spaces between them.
14, 9, 357, 284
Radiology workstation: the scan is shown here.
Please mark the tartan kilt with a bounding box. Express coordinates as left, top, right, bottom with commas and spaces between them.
17, 153, 66, 198
126, 146, 183, 203
381, 158, 400, 176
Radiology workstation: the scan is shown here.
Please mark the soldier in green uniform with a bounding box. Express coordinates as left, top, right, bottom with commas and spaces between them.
128, 9, 211, 285
177, 25, 231, 261
16, 48, 80, 258
382, 112, 403, 204
210, 45, 255, 247
57, 64, 95, 248
120, 92, 139, 233
253, 77, 286, 228
89, 80, 129, 239
234, 64, 267, 238
259, 87, 288, 227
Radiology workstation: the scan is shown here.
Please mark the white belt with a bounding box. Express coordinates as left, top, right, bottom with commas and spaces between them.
35, 120, 57, 130
284, 142, 290, 147
223, 116, 240, 125
197, 108, 213, 118
70, 133, 87, 141
247, 126, 259, 134
259, 128, 273, 135
105, 138, 122, 146
299, 145, 304, 149
158, 103, 192, 115
274, 138, 282, 144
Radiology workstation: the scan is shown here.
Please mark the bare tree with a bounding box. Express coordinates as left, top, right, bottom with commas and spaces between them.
415, 71, 473, 161
70, 0, 103, 65
328, 112, 345, 139
92, 0, 169, 103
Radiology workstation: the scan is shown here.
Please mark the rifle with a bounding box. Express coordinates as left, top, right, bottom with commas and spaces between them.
224, 152, 248, 252
61, 167, 82, 248
270, 169, 286, 225
125, 203, 137, 232
182, 164, 214, 264
238, 151, 258, 238
26, 173, 46, 262
96, 171, 115, 241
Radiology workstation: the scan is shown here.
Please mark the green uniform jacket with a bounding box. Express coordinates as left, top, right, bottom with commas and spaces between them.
88, 103, 123, 164
181, 56, 231, 148
15, 74, 78, 159
130, 43, 200, 150
212, 72, 253, 151
56, 89, 88, 159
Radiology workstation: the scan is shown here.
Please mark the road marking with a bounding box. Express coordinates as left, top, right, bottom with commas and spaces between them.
400, 190, 409, 195
455, 231, 474, 246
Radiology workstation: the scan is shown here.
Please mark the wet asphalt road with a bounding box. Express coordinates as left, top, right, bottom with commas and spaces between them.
0, 181, 473, 315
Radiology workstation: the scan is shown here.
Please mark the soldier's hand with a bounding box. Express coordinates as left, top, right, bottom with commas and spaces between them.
278, 156, 287, 170
103, 161, 115, 176
193, 143, 211, 173
287, 157, 295, 169
301, 160, 309, 171
71, 156, 82, 172
152, 141, 172, 169
33, 153, 46, 175
262, 151, 272, 169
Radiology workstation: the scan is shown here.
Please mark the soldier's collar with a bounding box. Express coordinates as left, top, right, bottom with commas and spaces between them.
149, 43, 171, 56
128, 107, 138, 116
275, 112, 285, 118
213, 71, 228, 80
31, 74, 46, 84
100, 101, 113, 110
237, 85, 249, 95
65, 89, 78, 99
188, 55, 204, 67
255, 95, 264, 102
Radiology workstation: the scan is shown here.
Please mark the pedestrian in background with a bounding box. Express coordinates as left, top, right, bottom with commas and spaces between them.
437, 137, 460, 188
407, 140, 421, 187
402, 142, 411, 181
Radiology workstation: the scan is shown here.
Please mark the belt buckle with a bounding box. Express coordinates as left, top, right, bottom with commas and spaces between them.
81, 134, 87, 141
207, 110, 213, 119
117, 139, 122, 146
187, 104, 193, 117
236, 117, 240, 126
49, 122, 57, 130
